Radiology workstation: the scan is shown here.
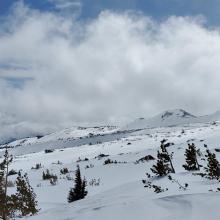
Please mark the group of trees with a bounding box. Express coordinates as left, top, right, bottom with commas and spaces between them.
0, 149, 38, 220
151, 140, 220, 180
6, 138, 219, 217
0, 148, 88, 219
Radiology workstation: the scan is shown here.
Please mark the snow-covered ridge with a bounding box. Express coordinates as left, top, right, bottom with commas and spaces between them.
0, 126, 120, 154
2, 108, 220, 156
123, 109, 220, 130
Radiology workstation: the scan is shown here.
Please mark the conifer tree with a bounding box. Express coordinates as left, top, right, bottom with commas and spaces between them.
0, 159, 6, 219
204, 150, 220, 179
0, 149, 13, 220
183, 143, 200, 171
68, 165, 87, 203
151, 151, 171, 176
81, 177, 87, 198
0, 149, 38, 219
151, 140, 175, 176
161, 140, 175, 174
14, 172, 38, 216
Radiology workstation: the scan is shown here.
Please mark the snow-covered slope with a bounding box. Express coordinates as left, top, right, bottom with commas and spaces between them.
199, 110, 220, 123
0, 126, 120, 155
2, 109, 220, 156
123, 109, 220, 130
4, 120, 220, 220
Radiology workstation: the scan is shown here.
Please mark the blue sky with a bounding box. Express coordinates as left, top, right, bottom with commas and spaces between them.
1, 0, 220, 26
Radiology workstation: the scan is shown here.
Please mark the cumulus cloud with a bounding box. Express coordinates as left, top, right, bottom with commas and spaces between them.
0, 1, 220, 142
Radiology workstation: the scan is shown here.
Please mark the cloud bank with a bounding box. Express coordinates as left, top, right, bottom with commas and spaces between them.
0, 2, 220, 143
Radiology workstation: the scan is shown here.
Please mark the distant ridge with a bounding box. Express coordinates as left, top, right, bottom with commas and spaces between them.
122, 109, 220, 130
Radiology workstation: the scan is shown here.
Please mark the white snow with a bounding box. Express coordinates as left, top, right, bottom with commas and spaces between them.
123, 109, 220, 130
2, 110, 220, 219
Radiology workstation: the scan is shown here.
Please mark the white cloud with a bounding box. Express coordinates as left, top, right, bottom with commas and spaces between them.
0, 2, 220, 142
47, 0, 81, 8
47, 0, 82, 16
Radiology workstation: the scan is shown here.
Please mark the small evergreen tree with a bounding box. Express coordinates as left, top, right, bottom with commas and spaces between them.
0, 149, 13, 220
204, 150, 220, 179
183, 143, 200, 171
68, 165, 87, 203
0, 149, 38, 219
42, 169, 57, 180
81, 177, 87, 197
151, 151, 171, 176
0, 160, 7, 220
151, 140, 175, 176
14, 171, 38, 217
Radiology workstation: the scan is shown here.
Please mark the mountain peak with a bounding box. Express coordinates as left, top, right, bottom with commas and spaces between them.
123, 109, 197, 130
160, 109, 196, 120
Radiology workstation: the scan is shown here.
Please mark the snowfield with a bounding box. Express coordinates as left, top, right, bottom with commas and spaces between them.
2, 109, 220, 219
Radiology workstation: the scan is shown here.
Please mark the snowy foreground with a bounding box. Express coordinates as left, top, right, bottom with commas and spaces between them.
2, 119, 220, 219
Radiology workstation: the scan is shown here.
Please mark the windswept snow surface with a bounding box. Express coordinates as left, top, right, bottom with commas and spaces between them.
3, 120, 220, 219
123, 109, 220, 130
0, 126, 119, 155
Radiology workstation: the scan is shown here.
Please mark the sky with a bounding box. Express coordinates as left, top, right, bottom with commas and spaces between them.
1, 0, 220, 143
1, 0, 220, 26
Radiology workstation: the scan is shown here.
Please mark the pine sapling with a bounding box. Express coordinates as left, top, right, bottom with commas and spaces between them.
0, 149, 13, 220
151, 140, 175, 176
14, 172, 38, 217
68, 165, 87, 203
151, 151, 170, 176
183, 143, 200, 171
204, 150, 220, 180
